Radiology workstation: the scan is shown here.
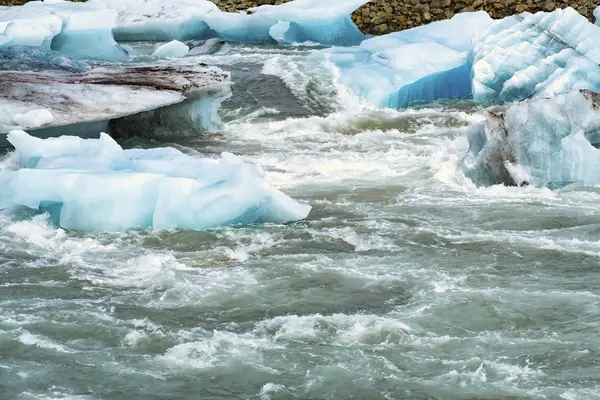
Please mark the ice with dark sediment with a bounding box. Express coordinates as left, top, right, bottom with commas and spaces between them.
461, 90, 600, 188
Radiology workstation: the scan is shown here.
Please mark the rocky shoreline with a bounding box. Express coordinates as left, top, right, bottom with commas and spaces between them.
1, 0, 597, 35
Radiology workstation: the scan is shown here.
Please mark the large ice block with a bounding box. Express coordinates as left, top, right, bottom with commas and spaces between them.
0, 6, 62, 49
461, 90, 600, 188
0, 45, 90, 74
91, 0, 367, 45
0, 131, 311, 231
471, 8, 600, 103
325, 12, 492, 108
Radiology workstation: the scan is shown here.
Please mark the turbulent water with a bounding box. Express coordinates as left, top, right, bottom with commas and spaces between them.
2, 44, 600, 400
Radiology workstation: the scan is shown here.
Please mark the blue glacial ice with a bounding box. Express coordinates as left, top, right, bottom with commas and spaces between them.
325, 12, 492, 108
0, 131, 311, 232
0, 0, 127, 61
90, 0, 368, 45
461, 90, 600, 188
0, 45, 90, 73
471, 7, 600, 103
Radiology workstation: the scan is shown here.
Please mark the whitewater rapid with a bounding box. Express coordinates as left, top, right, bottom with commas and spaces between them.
1, 44, 600, 399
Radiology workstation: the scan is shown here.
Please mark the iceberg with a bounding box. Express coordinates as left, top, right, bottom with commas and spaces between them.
0, 64, 230, 136
0, 6, 62, 49
471, 7, 600, 103
461, 90, 600, 188
0, 0, 127, 62
325, 12, 493, 108
152, 40, 189, 58
0, 131, 311, 232
0, 45, 90, 74
13, 109, 54, 129
90, 0, 368, 45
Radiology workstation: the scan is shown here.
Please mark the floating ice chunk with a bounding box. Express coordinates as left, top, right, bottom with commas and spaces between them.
471, 8, 600, 103
152, 40, 189, 58
0, 131, 311, 231
206, 0, 368, 45
0, 6, 62, 49
461, 90, 600, 188
326, 12, 492, 108
0, 45, 90, 74
12, 110, 54, 129
89, 0, 219, 41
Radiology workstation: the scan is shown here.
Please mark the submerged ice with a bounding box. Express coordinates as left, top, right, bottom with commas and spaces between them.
325, 12, 492, 108
461, 90, 600, 188
0, 131, 311, 232
471, 7, 600, 103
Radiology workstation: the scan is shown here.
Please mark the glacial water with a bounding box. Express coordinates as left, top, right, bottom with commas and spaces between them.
1, 44, 600, 400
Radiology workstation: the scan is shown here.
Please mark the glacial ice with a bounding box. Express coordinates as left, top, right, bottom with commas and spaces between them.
0, 0, 127, 61
152, 40, 189, 58
595, 6, 600, 25
0, 45, 90, 74
91, 0, 368, 45
326, 12, 493, 108
461, 90, 600, 188
188, 38, 230, 56
0, 6, 62, 49
12, 109, 55, 129
0, 131, 311, 232
471, 7, 600, 103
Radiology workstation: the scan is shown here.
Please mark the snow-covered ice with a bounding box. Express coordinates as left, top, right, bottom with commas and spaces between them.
0, 131, 311, 232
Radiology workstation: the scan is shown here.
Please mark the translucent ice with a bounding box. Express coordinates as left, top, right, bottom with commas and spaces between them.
0, 6, 62, 49
461, 90, 600, 188
471, 8, 600, 103
0, 131, 311, 231
152, 40, 189, 58
12, 109, 54, 129
326, 12, 492, 108
91, 0, 367, 45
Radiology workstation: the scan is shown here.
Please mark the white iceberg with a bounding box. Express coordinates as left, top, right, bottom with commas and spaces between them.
12, 109, 54, 129
325, 12, 492, 108
0, 0, 127, 61
152, 40, 189, 58
0, 6, 62, 49
0, 131, 311, 232
471, 7, 600, 103
461, 90, 600, 188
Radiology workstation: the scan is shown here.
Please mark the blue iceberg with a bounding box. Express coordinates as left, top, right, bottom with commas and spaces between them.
91, 0, 368, 45
461, 90, 600, 188
0, 0, 128, 62
0, 131, 311, 232
471, 7, 600, 103
325, 12, 492, 108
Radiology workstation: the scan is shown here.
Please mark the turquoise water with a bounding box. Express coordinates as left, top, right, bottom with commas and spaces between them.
1, 45, 600, 400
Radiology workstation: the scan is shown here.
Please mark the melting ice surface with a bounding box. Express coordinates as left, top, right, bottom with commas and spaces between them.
90, 0, 368, 45
0, 131, 311, 232
0, 0, 127, 61
325, 12, 492, 108
462, 90, 600, 188
471, 7, 600, 103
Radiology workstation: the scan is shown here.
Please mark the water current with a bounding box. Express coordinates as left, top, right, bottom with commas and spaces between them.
1, 44, 599, 400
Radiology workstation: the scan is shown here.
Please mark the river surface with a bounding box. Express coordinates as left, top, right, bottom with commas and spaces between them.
1, 44, 600, 400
